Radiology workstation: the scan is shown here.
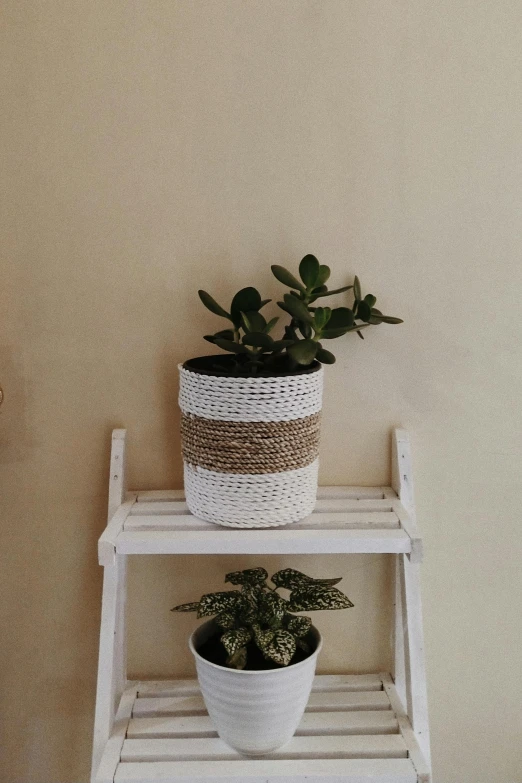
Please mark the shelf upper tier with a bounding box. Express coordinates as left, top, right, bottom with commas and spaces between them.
98, 485, 422, 565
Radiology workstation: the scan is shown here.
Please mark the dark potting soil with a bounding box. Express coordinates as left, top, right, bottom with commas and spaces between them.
197, 631, 316, 671
184, 354, 321, 378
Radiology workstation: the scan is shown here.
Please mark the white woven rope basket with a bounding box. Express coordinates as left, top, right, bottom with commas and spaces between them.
178, 363, 324, 528
184, 460, 320, 527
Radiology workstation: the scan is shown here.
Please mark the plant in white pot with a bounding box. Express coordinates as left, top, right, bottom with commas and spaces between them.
172, 566, 354, 756
179, 254, 402, 527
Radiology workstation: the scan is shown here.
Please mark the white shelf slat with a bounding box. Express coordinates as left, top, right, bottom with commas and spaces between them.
114, 758, 418, 782
116, 527, 411, 555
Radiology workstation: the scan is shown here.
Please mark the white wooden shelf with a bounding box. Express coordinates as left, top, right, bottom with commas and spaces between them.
91, 429, 431, 783
98, 486, 422, 565
96, 673, 429, 783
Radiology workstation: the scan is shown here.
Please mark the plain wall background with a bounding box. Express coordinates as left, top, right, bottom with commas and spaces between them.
1, 2, 521, 781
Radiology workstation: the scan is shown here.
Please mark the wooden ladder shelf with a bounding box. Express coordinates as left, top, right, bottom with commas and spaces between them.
91, 429, 431, 783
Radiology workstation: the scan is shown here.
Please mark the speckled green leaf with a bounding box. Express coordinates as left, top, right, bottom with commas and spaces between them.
258, 592, 287, 627
264, 630, 297, 666
170, 601, 200, 613
221, 627, 252, 656
197, 591, 243, 618
271, 568, 343, 590
225, 567, 268, 586
215, 611, 237, 629
288, 586, 354, 612
286, 615, 312, 638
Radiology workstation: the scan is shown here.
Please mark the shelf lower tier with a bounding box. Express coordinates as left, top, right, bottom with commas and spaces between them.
93, 673, 429, 783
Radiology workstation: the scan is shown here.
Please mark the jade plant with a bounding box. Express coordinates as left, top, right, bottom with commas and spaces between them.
198, 254, 402, 374
172, 566, 354, 669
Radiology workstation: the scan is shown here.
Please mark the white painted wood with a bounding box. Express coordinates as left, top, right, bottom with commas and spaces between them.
135, 674, 384, 697
391, 430, 415, 517
390, 500, 423, 564
108, 429, 127, 521
127, 710, 399, 739
137, 489, 185, 502
93, 686, 136, 783
316, 486, 391, 499
116, 527, 411, 556
130, 499, 395, 516
114, 758, 418, 782
400, 553, 431, 768
392, 555, 407, 713
125, 512, 400, 533
381, 674, 431, 783
132, 690, 391, 717
91, 553, 128, 779
99, 498, 137, 566
120, 734, 408, 762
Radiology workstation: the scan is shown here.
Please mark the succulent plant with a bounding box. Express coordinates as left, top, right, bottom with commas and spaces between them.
172, 566, 353, 669
198, 254, 403, 374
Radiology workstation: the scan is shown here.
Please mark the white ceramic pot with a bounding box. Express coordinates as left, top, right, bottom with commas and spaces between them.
179, 359, 324, 528
189, 620, 323, 756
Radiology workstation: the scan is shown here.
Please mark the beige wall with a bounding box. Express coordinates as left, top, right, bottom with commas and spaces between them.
1, 2, 521, 781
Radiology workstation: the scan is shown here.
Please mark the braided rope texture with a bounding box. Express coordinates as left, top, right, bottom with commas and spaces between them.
178, 364, 323, 422
178, 363, 324, 527
184, 461, 319, 527
180, 412, 321, 474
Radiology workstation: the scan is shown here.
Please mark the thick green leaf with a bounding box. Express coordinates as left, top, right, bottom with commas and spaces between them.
313, 285, 353, 299
197, 591, 244, 618
259, 298, 271, 309
264, 316, 279, 333
271, 339, 294, 351
299, 254, 320, 289
271, 265, 305, 292
242, 332, 274, 349
171, 601, 200, 613
286, 615, 312, 638
353, 275, 362, 301
271, 568, 342, 590
316, 347, 336, 364
315, 265, 331, 287
230, 287, 262, 325
225, 567, 268, 586
287, 339, 318, 365
282, 293, 313, 324
379, 315, 404, 324
312, 306, 331, 331
264, 630, 297, 666
241, 310, 266, 332
221, 627, 252, 656
198, 290, 231, 319
364, 294, 377, 308
357, 301, 372, 322
258, 592, 287, 626
288, 586, 354, 612
320, 327, 353, 339
215, 611, 237, 629
214, 338, 247, 354
328, 307, 355, 329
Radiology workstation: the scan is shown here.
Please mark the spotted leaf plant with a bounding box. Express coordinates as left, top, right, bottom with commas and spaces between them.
172, 566, 354, 669
199, 254, 403, 374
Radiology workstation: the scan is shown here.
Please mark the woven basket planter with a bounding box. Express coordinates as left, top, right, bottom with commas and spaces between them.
179, 358, 324, 527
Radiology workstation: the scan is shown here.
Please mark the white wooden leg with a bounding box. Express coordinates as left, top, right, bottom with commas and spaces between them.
91, 554, 128, 781
399, 553, 431, 769
392, 554, 408, 712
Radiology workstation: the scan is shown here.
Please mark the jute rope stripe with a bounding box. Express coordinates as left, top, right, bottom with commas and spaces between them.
179, 364, 323, 422
184, 460, 319, 527
181, 412, 320, 474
